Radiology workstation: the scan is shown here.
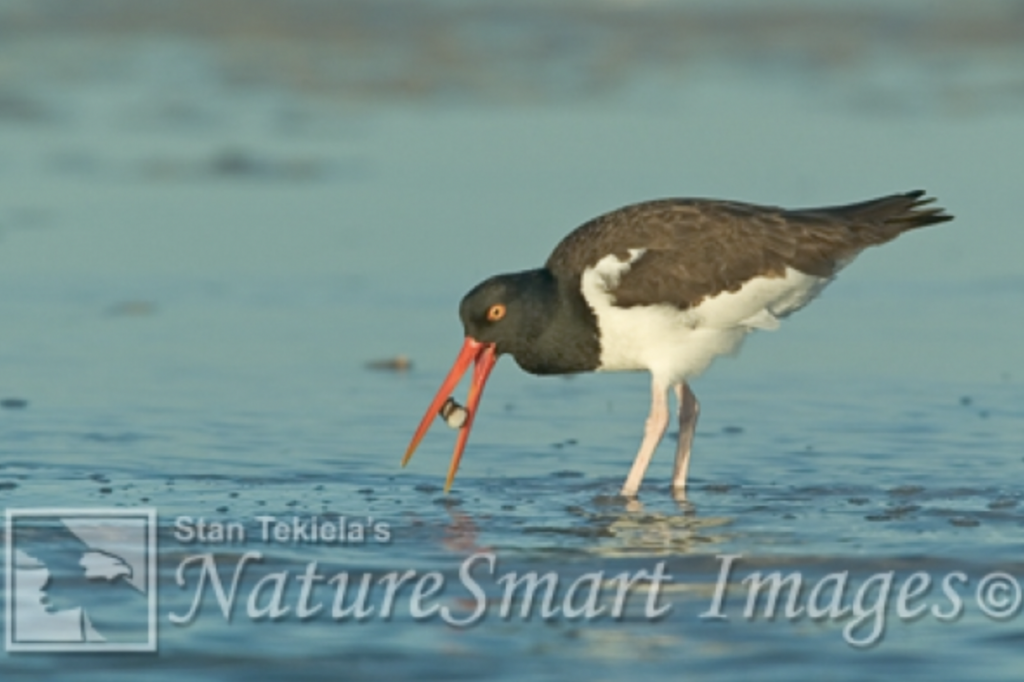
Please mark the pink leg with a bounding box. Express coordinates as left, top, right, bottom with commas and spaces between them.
671, 382, 700, 492
620, 379, 670, 497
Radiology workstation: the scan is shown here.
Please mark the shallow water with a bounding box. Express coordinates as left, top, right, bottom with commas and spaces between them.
1, 2, 1024, 680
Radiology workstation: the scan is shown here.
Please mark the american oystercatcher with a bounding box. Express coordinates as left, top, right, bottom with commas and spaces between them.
403, 190, 952, 496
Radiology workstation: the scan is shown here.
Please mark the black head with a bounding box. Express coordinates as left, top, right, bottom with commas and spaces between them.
402, 268, 556, 493
459, 269, 556, 356
403, 266, 596, 492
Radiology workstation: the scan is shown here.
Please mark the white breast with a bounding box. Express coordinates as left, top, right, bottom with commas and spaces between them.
580, 250, 831, 384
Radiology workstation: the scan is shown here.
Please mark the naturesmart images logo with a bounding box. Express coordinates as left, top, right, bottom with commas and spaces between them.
165, 513, 671, 628
5, 508, 157, 652
5, 507, 1024, 653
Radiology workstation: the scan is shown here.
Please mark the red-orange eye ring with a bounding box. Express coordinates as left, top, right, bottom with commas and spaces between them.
487, 304, 506, 322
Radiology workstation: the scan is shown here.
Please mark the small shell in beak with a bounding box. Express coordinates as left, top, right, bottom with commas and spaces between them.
439, 397, 469, 429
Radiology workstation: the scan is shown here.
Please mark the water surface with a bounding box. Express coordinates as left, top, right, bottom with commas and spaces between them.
1, 2, 1023, 680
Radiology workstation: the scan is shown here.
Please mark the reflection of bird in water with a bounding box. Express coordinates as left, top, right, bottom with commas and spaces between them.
529, 494, 736, 558
440, 504, 489, 555
600, 507, 733, 558
403, 191, 952, 496
14, 523, 149, 643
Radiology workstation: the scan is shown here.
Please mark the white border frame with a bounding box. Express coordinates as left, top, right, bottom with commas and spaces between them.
5, 507, 158, 653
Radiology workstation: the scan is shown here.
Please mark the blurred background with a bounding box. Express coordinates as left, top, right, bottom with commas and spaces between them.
1, 0, 1021, 394
1, 1, 1023, 680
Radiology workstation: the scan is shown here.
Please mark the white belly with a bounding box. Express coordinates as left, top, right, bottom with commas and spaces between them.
580, 251, 831, 384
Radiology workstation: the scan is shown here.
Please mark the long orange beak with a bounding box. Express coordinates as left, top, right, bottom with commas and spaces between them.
402, 337, 497, 492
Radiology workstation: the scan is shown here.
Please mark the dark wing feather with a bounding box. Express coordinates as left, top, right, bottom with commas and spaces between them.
545, 191, 952, 310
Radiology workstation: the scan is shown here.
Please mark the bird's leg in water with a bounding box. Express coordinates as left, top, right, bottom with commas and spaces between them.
671, 382, 700, 494
620, 379, 669, 497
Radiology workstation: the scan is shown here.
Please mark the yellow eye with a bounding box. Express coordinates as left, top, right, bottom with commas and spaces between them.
487, 303, 506, 322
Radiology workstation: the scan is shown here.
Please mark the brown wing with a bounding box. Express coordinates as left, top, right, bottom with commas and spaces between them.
545, 191, 952, 310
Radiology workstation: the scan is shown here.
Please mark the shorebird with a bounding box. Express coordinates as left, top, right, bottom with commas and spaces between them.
403, 190, 952, 496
